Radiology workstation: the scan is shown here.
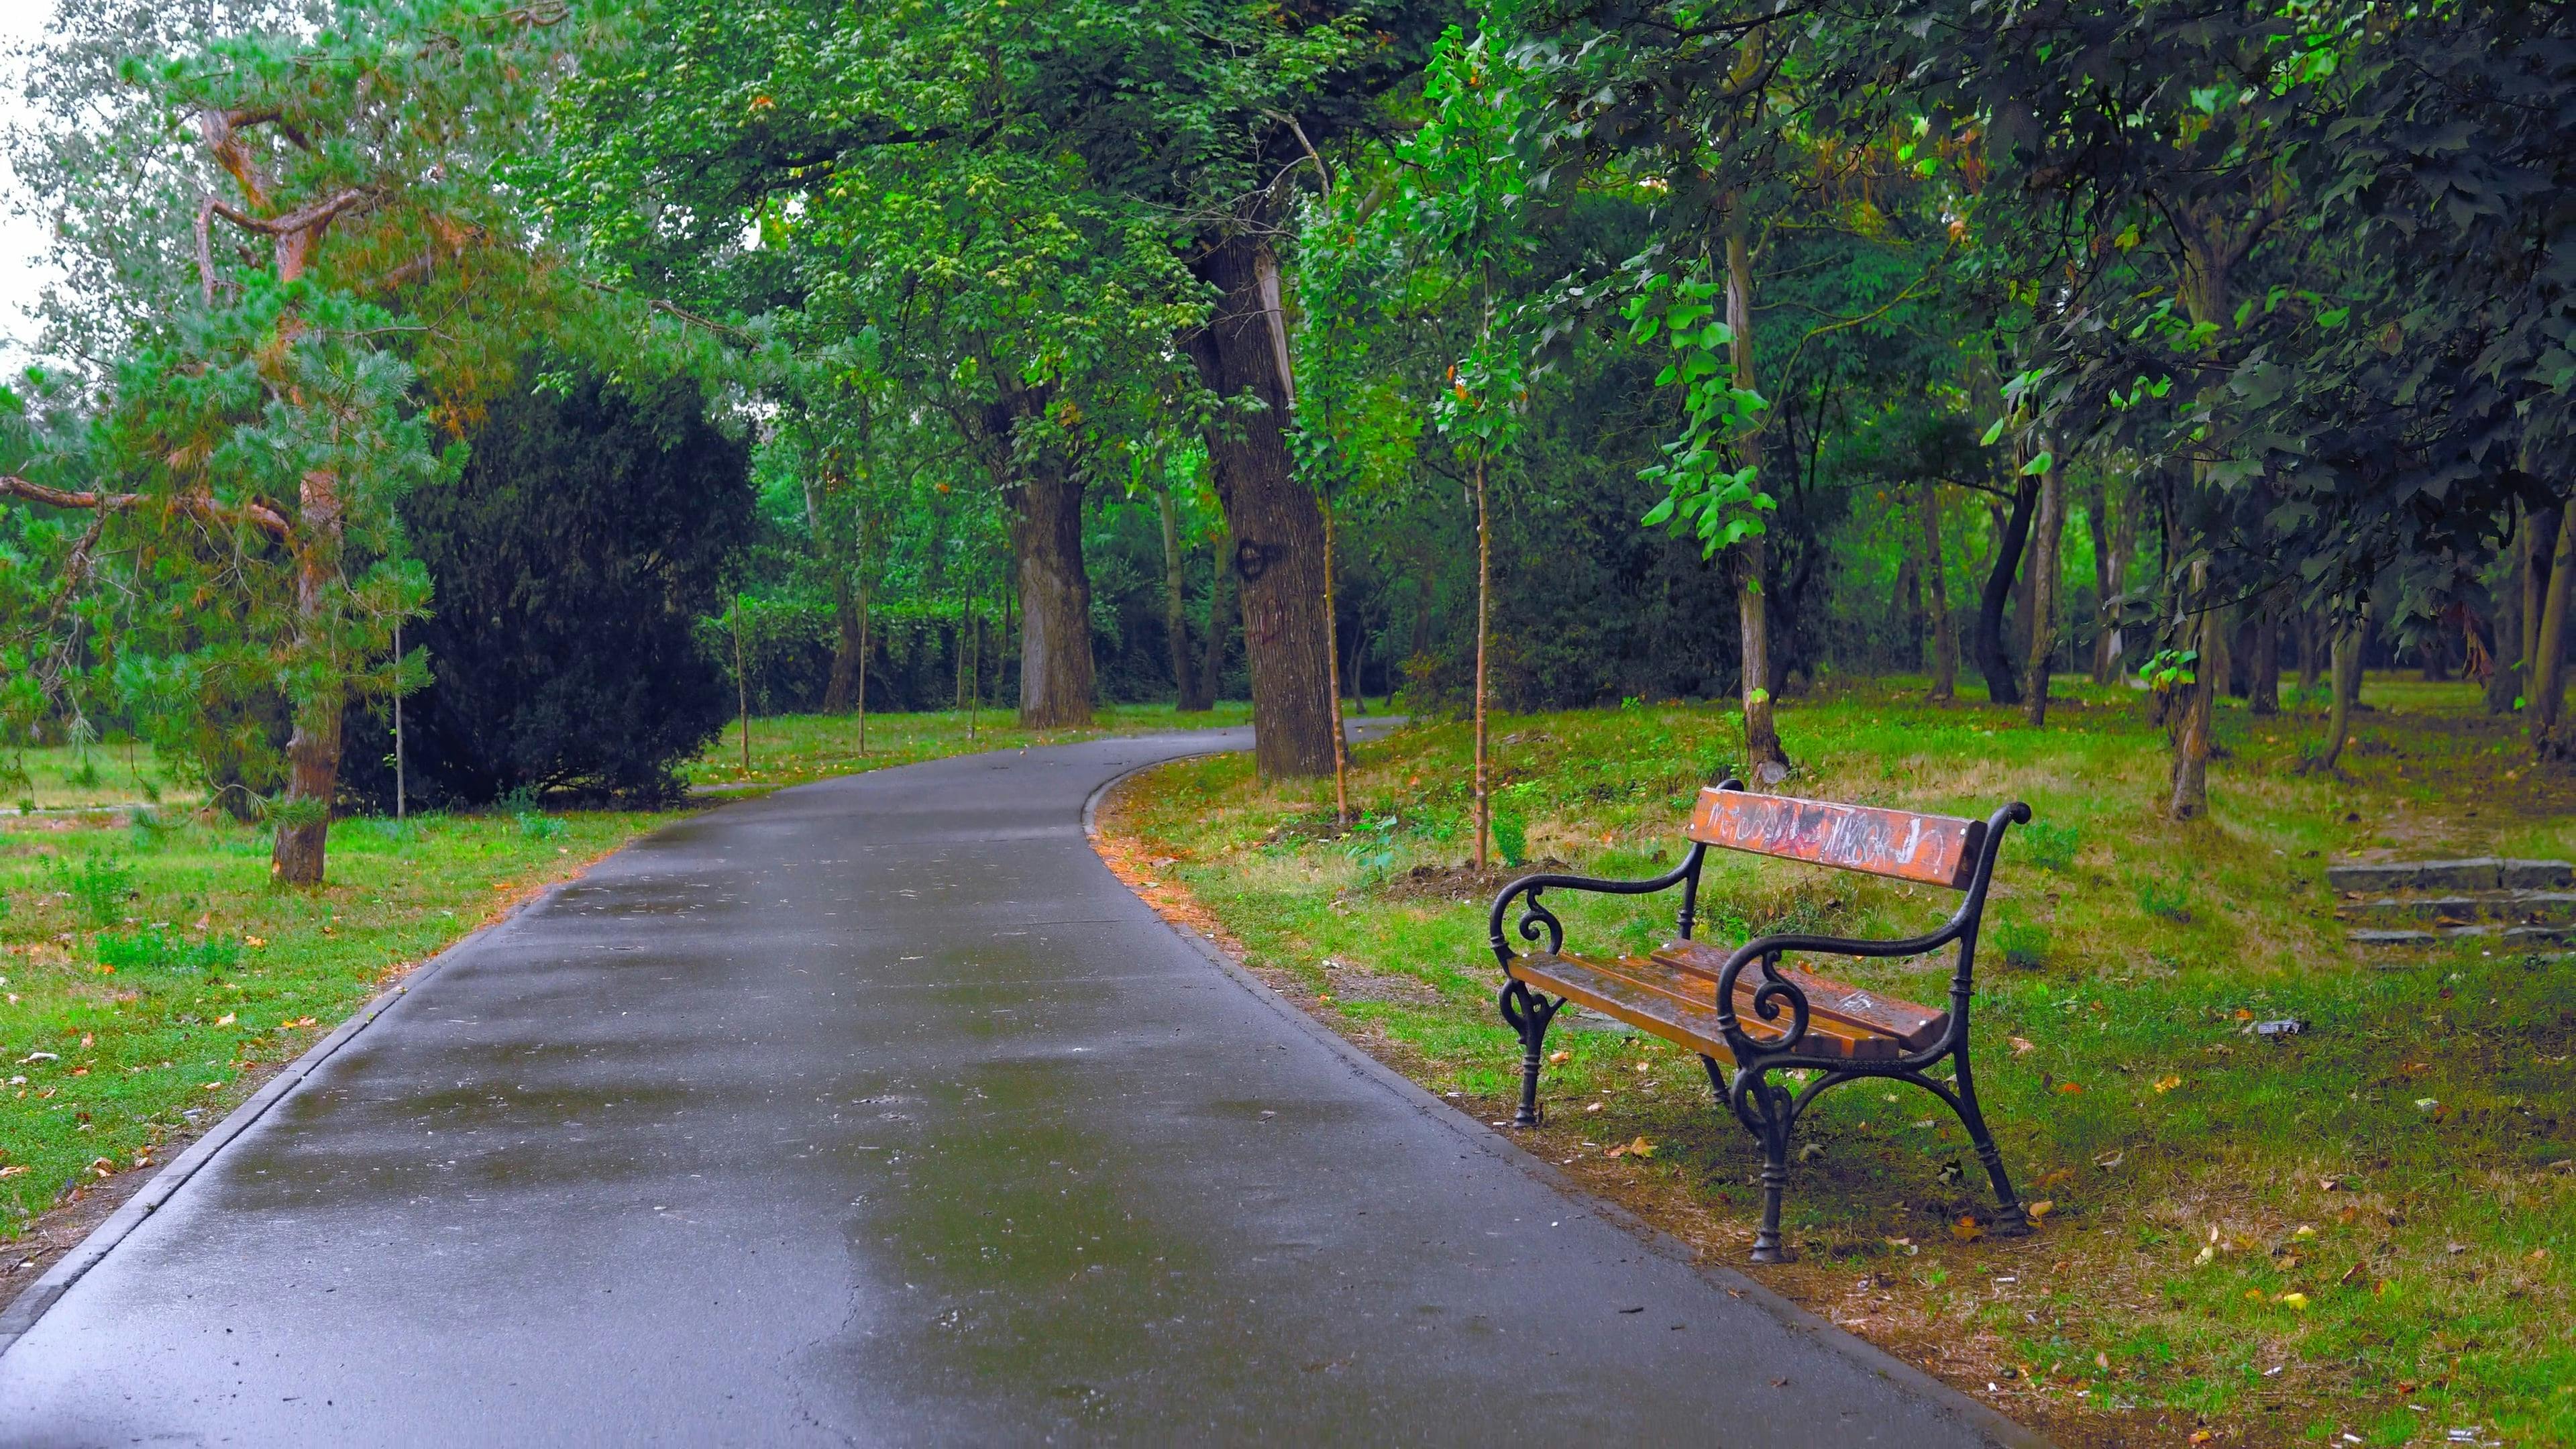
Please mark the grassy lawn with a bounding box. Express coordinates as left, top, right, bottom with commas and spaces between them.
3, 701, 1242, 1256
685, 700, 1252, 792
2, 741, 202, 814
1098, 674, 2576, 1446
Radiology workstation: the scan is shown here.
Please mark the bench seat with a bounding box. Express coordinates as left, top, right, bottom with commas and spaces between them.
1507, 948, 1949, 1063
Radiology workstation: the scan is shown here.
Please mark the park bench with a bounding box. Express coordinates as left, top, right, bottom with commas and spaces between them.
1487, 782, 2034, 1263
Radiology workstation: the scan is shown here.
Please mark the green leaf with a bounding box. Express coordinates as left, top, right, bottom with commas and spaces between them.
1981, 417, 2008, 447
2020, 451, 2055, 476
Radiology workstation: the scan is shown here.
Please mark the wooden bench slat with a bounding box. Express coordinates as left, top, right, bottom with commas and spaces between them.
1652, 941, 1950, 1051
1509, 953, 1901, 1063
1688, 789, 1987, 889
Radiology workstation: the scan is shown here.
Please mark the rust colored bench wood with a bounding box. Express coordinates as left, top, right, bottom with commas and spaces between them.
1489, 782, 2033, 1264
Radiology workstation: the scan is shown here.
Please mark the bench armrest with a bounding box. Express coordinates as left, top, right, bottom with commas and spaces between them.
1488, 843, 1708, 970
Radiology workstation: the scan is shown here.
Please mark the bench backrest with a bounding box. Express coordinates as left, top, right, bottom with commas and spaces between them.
1686, 787, 1988, 890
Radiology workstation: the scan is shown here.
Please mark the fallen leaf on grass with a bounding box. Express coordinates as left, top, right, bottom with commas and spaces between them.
2025, 1199, 2053, 1224
1951, 1216, 1985, 1243
2094, 1352, 2111, 1370
2055, 1081, 2083, 1095
2279, 1292, 2308, 1309
1548, 1050, 1570, 1064
1606, 1136, 1656, 1160
214, 1013, 235, 1026
2009, 1036, 2035, 1055
245, 937, 266, 949
2153, 1075, 2184, 1093
0, 1166, 28, 1178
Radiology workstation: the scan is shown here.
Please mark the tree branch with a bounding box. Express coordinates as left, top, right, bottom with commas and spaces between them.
0, 476, 294, 542
209, 186, 378, 239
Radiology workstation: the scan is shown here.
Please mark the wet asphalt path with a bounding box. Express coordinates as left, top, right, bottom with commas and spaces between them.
0, 729, 2033, 1446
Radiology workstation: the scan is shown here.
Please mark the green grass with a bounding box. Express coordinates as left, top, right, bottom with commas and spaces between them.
685, 700, 1252, 791
1103, 674, 2576, 1444
5, 701, 1244, 1240
0, 740, 199, 814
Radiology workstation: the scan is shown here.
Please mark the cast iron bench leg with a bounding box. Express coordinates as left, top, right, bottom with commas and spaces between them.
1498, 979, 1563, 1128
1950, 1048, 2031, 1234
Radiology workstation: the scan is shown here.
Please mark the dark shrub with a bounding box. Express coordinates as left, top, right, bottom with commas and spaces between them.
343, 372, 753, 808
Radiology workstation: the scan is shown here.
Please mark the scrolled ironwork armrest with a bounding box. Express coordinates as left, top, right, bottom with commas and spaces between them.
1487, 853, 1701, 971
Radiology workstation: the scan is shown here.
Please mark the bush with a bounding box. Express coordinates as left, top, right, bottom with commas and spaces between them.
51, 853, 135, 927
1491, 809, 1529, 868
1990, 907, 2051, 969
341, 368, 753, 808
2017, 821, 2081, 872
2138, 879, 2194, 922
95, 928, 239, 975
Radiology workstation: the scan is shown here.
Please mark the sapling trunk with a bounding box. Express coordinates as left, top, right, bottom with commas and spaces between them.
1472, 456, 1491, 872
1725, 225, 1789, 776
2318, 608, 2368, 773
1322, 498, 1348, 830
735, 601, 751, 778
2023, 449, 2063, 726
1919, 483, 1955, 702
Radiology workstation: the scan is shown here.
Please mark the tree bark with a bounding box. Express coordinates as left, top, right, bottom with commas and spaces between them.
1324, 497, 1350, 828
854, 583, 871, 753
2247, 586, 2281, 716
2089, 474, 2125, 683
2523, 502, 2560, 712
1918, 482, 1956, 702
1472, 458, 1491, 868
2169, 567, 2218, 820
1008, 450, 1094, 729
2023, 447, 2064, 725
1726, 224, 1788, 777
2532, 502, 2576, 756
1974, 476, 2038, 705
2488, 521, 2524, 714
1186, 232, 1334, 777
270, 469, 341, 885
2316, 605, 2369, 772
1162, 488, 1212, 711
823, 572, 865, 714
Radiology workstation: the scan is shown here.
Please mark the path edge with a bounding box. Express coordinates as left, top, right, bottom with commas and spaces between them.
1083, 753, 2055, 1449
0, 873, 588, 1356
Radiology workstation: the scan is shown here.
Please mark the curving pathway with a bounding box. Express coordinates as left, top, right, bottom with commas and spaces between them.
0, 729, 2040, 1446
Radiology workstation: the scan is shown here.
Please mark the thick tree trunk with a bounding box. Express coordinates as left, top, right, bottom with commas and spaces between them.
2296, 606, 2322, 693
2523, 503, 2560, 710
1974, 476, 2039, 705
1726, 225, 1788, 777
1919, 483, 1956, 702
270, 474, 341, 885
1008, 453, 1094, 729
2023, 448, 2064, 725
2532, 503, 2576, 756
823, 574, 864, 714
1186, 232, 1334, 777
2248, 587, 2281, 716
1162, 488, 1212, 711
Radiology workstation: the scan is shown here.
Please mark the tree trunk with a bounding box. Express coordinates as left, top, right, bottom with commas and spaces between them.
1162, 488, 1211, 712
2523, 502, 2561, 712
1896, 549, 1921, 673
1204, 527, 1234, 707
2023, 447, 2064, 726
1974, 476, 2038, 705
855, 584, 871, 753
2090, 474, 2127, 683
2317, 606, 2369, 772
2247, 587, 2281, 716
2296, 606, 2321, 693
2169, 576, 2218, 818
1919, 482, 1955, 702
1186, 233, 1334, 776
1008, 452, 1094, 729
2532, 503, 2576, 756
1473, 458, 1492, 868
1324, 497, 1350, 829
2488, 523, 2524, 714
823, 573, 865, 714
1726, 224, 1789, 777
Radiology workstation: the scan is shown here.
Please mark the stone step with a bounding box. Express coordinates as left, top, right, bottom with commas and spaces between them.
2335, 892, 2576, 927
2348, 923, 2576, 948
2325, 858, 2575, 894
